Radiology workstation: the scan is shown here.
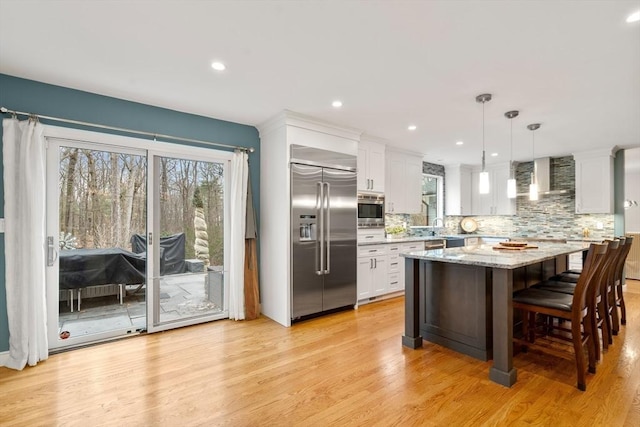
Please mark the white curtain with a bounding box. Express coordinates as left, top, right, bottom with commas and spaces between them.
228, 150, 248, 320
2, 117, 48, 369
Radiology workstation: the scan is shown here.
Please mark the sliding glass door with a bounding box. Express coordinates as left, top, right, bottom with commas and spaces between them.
44, 127, 231, 349
46, 139, 148, 349
146, 151, 229, 332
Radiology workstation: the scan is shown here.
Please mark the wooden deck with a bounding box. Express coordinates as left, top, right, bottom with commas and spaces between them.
57, 272, 223, 339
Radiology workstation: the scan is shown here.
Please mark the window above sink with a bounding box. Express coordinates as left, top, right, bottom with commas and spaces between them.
409, 173, 444, 227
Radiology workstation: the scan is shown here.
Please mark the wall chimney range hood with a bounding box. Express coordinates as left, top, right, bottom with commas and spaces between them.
517, 157, 572, 196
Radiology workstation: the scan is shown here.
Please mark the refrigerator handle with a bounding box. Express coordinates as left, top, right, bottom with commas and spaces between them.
316, 181, 324, 276
324, 182, 331, 274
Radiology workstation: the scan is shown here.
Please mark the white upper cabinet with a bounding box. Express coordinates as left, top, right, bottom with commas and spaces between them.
470, 163, 515, 215
470, 171, 492, 215
445, 164, 472, 216
574, 149, 615, 214
405, 156, 424, 213
357, 138, 385, 193
385, 149, 423, 214
385, 152, 405, 213
492, 165, 516, 215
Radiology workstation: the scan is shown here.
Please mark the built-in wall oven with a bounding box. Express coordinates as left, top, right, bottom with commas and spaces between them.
357, 193, 385, 229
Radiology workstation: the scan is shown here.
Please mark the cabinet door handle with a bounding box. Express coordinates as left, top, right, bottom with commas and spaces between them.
370, 258, 373, 269
371, 179, 374, 189
374, 258, 377, 268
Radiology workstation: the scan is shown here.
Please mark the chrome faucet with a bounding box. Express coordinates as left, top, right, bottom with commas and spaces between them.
431, 217, 444, 236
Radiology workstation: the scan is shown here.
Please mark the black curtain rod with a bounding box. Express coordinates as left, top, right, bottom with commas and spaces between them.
0, 106, 255, 153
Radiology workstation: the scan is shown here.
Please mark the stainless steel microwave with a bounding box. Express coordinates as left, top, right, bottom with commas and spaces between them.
357, 193, 385, 228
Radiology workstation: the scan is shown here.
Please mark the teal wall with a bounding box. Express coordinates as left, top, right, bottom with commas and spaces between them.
0, 73, 261, 352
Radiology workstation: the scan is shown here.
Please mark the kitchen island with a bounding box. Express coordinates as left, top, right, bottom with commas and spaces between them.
401, 242, 589, 387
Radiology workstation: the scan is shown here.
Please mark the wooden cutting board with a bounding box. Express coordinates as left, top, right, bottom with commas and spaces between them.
493, 245, 539, 250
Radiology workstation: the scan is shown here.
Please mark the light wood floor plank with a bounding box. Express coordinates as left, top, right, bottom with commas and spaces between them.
1, 280, 639, 426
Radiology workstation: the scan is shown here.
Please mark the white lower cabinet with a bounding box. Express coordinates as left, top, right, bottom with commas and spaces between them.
392, 242, 423, 292
358, 241, 423, 303
387, 244, 403, 293
357, 245, 388, 300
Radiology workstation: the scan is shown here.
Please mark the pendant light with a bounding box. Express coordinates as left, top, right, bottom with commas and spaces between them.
504, 110, 519, 199
476, 94, 492, 194
527, 123, 541, 201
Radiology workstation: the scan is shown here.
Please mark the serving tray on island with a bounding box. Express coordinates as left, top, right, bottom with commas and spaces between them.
499, 241, 528, 247
493, 241, 539, 250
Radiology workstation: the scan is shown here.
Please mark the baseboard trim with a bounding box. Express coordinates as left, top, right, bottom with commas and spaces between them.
0, 350, 9, 367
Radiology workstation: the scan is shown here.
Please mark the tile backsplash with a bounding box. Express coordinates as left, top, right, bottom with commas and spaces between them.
386, 156, 615, 240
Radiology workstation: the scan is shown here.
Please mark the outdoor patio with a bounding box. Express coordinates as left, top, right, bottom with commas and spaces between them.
58, 272, 224, 339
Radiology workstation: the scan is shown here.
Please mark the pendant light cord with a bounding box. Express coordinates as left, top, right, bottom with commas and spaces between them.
532, 129, 535, 160
482, 101, 486, 171
510, 118, 513, 177
529, 124, 539, 184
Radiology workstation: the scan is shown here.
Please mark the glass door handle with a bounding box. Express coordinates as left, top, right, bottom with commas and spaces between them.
47, 236, 58, 266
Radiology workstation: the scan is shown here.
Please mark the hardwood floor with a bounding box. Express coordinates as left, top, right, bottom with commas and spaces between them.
2, 280, 640, 426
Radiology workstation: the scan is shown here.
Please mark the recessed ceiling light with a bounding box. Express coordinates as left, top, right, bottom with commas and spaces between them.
211, 61, 226, 71
456, 141, 464, 146
408, 125, 417, 131
332, 100, 343, 108
491, 152, 498, 157
627, 10, 640, 23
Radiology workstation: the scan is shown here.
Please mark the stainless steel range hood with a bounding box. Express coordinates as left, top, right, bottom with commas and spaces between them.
518, 157, 572, 196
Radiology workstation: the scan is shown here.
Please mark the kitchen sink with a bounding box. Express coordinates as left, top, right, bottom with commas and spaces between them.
443, 237, 465, 248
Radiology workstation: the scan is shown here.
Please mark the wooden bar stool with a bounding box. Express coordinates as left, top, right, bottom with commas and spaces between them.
512, 242, 608, 391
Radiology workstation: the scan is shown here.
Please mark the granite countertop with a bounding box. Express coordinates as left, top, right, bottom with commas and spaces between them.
358, 234, 606, 247
358, 234, 508, 246
401, 242, 590, 269
443, 234, 509, 239
358, 236, 444, 246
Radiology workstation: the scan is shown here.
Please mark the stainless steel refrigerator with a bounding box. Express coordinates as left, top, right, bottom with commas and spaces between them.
290, 144, 357, 320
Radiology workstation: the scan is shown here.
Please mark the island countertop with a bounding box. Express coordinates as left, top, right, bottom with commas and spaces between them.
401, 242, 590, 269
402, 240, 591, 388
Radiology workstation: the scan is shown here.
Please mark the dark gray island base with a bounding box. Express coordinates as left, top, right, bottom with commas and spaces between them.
401, 242, 589, 387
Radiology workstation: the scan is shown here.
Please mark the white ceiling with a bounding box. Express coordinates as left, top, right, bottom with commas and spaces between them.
1, 0, 639, 166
